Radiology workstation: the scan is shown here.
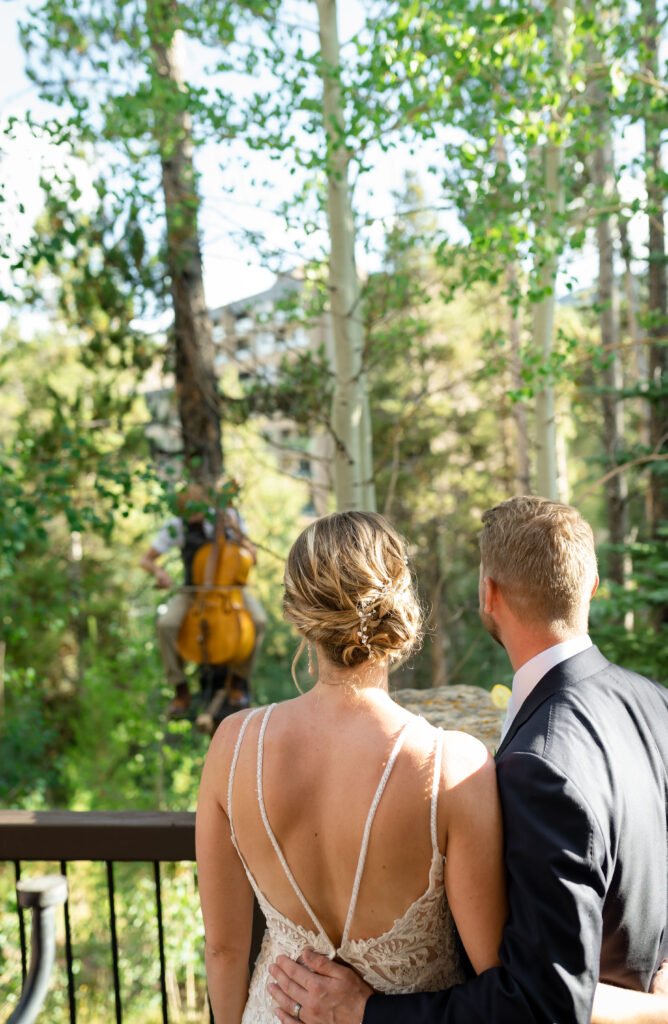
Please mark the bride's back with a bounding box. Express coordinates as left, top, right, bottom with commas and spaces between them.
220, 511, 434, 948
225, 689, 447, 947
198, 512, 504, 1021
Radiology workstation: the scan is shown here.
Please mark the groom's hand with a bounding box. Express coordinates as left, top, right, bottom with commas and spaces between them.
268, 948, 373, 1024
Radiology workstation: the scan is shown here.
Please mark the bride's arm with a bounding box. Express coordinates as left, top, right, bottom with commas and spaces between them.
196, 713, 256, 1024
440, 731, 508, 973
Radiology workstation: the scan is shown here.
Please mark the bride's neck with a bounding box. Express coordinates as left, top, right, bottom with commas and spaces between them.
313, 652, 390, 698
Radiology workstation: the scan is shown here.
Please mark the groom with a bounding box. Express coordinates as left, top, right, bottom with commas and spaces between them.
268, 497, 668, 1023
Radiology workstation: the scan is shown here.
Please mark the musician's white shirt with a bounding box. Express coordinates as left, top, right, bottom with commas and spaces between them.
151, 508, 245, 555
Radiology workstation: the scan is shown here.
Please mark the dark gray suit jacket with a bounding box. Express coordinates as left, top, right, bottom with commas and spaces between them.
364, 646, 668, 1024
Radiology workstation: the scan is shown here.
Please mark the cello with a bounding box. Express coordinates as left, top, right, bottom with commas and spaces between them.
176, 506, 256, 730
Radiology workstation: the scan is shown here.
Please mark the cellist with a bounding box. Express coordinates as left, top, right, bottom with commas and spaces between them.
140, 480, 267, 718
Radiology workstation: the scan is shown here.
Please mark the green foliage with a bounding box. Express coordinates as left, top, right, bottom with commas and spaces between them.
0, 859, 208, 1022
591, 533, 668, 683
0, 667, 60, 805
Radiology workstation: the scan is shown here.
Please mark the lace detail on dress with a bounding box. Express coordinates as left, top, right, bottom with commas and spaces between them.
228, 711, 465, 1023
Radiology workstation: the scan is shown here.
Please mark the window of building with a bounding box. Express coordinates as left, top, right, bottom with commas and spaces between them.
289, 327, 308, 348
256, 331, 275, 356
235, 315, 253, 334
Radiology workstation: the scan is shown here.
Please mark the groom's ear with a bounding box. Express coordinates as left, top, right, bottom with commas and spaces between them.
482, 575, 498, 614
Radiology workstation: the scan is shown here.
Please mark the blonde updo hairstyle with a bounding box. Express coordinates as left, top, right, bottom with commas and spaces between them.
283, 511, 422, 670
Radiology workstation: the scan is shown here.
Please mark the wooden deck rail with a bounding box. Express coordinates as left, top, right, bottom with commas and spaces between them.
0, 810, 196, 861
0, 810, 265, 1024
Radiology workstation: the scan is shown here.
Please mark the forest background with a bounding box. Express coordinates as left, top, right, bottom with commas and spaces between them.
0, 0, 666, 1019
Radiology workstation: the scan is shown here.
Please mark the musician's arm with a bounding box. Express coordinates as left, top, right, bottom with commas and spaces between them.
140, 547, 174, 589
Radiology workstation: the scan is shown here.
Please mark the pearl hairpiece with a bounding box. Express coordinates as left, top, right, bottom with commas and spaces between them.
356, 578, 394, 652
356, 597, 372, 652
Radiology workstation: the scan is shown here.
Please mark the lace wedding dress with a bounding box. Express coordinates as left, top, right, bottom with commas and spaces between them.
227, 705, 466, 1024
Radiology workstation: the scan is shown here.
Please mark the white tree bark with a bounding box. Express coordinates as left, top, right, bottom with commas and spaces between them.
533, 135, 561, 500
532, 0, 574, 500
592, 113, 629, 588
642, 0, 668, 546
493, 132, 531, 492
315, 0, 376, 511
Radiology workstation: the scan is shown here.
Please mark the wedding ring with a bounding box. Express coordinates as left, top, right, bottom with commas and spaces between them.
294, 1003, 302, 1020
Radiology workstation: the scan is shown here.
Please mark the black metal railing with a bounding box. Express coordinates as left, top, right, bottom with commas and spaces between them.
0, 810, 265, 1023
7, 874, 69, 1024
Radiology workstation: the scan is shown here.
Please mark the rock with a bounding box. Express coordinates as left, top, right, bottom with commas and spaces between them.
392, 684, 504, 752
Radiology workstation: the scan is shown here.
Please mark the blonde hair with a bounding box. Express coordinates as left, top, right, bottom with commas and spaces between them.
479, 496, 598, 630
283, 512, 422, 668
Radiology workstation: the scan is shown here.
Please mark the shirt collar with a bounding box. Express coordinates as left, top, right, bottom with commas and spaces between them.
511, 634, 593, 717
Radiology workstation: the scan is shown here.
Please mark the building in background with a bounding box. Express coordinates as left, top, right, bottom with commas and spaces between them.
144, 271, 333, 516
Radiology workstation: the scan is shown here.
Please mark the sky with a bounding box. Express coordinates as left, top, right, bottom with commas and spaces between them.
0, 0, 415, 322
0, 0, 661, 331
0, 0, 283, 311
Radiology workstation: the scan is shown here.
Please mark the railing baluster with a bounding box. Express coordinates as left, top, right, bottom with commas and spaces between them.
60, 859, 77, 1024
106, 860, 122, 1024
153, 861, 169, 1024
1, 811, 264, 1023
13, 860, 26, 984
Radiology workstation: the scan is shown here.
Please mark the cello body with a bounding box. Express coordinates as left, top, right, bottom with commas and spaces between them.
177, 533, 256, 668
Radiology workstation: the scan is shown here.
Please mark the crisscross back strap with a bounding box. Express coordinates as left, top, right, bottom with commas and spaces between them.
340, 722, 410, 945
227, 707, 264, 844
256, 704, 330, 940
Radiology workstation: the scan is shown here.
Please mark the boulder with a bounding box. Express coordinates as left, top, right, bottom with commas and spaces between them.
392, 684, 504, 752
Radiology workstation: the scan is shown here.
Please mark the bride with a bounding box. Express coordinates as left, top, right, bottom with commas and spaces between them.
196, 511, 507, 1023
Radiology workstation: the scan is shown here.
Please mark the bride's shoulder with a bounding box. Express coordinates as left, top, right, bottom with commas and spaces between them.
402, 711, 492, 766
205, 697, 304, 765
203, 706, 262, 771
436, 727, 496, 791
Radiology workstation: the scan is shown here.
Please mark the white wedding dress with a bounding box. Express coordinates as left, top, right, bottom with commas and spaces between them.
227, 705, 466, 1024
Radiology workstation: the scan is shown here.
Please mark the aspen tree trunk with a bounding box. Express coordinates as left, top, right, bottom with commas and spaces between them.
532, 0, 574, 500
533, 134, 561, 500
587, 54, 630, 590
642, 0, 668, 542
149, 7, 222, 485
619, 217, 651, 454
493, 133, 531, 492
508, 269, 531, 493
593, 147, 629, 586
315, 0, 376, 511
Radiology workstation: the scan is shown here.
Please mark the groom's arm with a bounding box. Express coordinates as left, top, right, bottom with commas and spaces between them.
364, 750, 606, 1024
271, 751, 606, 1024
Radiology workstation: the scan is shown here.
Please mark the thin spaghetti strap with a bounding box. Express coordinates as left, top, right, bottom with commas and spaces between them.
256, 705, 330, 940
430, 730, 444, 853
227, 707, 264, 826
340, 723, 410, 946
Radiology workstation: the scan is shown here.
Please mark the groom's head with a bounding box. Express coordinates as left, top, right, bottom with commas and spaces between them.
478, 496, 598, 640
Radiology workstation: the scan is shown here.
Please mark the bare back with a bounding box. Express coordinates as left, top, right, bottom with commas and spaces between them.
227, 694, 443, 946
197, 685, 506, 1022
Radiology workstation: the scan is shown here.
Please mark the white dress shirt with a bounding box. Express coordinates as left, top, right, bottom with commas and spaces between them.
500, 635, 593, 741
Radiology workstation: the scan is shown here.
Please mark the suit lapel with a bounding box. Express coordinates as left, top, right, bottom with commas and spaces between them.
495, 645, 610, 759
